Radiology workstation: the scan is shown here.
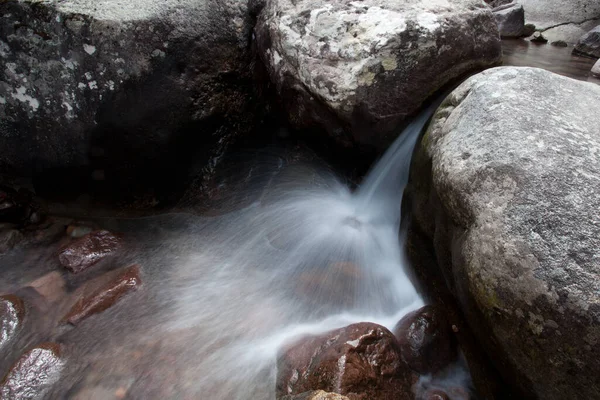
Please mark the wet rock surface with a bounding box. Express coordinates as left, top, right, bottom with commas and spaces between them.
0, 343, 64, 400
63, 264, 142, 325
58, 230, 121, 273
256, 0, 501, 151
574, 25, 600, 58
277, 322, 414, 399
0, 294, 25, 349
492, 3, 525, 38
281, 391, 350, 400
407, 66, 600, 399
393, 305, 457, 374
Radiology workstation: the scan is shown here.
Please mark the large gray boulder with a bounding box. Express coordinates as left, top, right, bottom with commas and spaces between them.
518, 0, 600, 43
407, 67, 600, 399
0, 0, 258, 199
574, 25, 600, 58
255, 0, 501, 151
493, 3, 525, 38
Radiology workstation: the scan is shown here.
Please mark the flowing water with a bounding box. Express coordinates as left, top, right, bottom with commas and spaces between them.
0, 100, 442, 399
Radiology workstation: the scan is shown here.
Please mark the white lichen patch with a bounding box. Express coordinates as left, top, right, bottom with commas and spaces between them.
0, 96, 5, 105
83, 44, 97, 55
11, 86, 39, 111
88, 81, 98, 89
345, 339, 360, 348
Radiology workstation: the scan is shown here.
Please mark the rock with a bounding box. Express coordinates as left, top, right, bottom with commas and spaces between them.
550, 40, 568, 47
281, 391, 350, 400
492, 3, 525, 38
0, 343, 64, 399
66, 225, 94, 238
407, 67, 600, 399
0, 295, 25, 349
0, 0, 260, 200
256, 0, 501, 151
0, 185, 46, 226
484, 0, 512, 8
574, 25, 600, 58
62, 264, 142, 325
58, 230, 121, 273
517, 0, 600, 42
25, 271, 67, 303
0, 228, 24, 254
592, 59, 600, 77
423, 389, 450, 400
277, 322, 414, 399
393, 305, 457, 374
530, 31, 548, 43
522, 24, 536, 37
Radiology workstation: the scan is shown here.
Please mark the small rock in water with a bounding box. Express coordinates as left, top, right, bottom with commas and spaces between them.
393, 305, 457, 374
281, 391, 349, 400
66, 224, 94, 239
0, 343, 64, 399
0, 295, 25, 349
551, 40, 568, 47
522, 24, 536, 37
62, 264, 142, 325
0, 229, 24, 254
58, 230, 121, 273
592, 59, 600, 77
25, 271, 67, 303
277, 322, 414, 399
574, 25, 600, 58
530, 31, 548, 43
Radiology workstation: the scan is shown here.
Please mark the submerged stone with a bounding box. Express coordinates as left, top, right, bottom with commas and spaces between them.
58, 230, 121, 273
281, 391, 350, 400
0, 343, 64, 399
393, 305, 457, 374
277, 322, 414, 399
62, 264, 142, 325
0, 295, 25, 349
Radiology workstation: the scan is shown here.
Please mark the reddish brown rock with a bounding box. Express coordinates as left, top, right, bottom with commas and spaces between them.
277, 322, 414, 400
0, 342, 64, 399
0, 294, 25, 348
281, 391, 350, 400
58, 230, 121, 273
63, 265, 142, 325
393, 306, 457, 374
25, 271, 66, 303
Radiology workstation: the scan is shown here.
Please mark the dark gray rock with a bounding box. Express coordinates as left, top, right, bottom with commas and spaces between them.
574, 25, 600, 58
550, 40, 568, 47
530, 31, 548, 43
0, 0, 259, 200
493, 3, 525, 38
407, 67, 600, 400
256, 0, 501, 151
280, 391, 349, 400
522, 23, 536, 37
592, 59, 600, 77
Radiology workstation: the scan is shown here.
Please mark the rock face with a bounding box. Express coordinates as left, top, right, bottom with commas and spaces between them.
0, 295, 25, 349
277, 322, 414, 399
0, 343, 64, 399
407, 67, 600, 399
0, 0, 258, 199
592, 59, 600, 77
58, 230, 121, 273
574, 25, 600, 58
393, 305, 457, 374
516, 0, 600, 43
256, 0, 501, 150
62, 264, 142, 324
492, 3, 525, 38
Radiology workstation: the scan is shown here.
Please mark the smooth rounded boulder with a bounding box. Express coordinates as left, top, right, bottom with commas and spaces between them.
256, 0, 501, 150
407, 66, 600, 399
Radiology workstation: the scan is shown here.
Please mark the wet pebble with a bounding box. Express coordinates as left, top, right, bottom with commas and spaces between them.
393, 305, 457, 374
0, 343, 64, 399
0, 295, 25, 349
62, 264, 142, 325
58, 230, 121, 273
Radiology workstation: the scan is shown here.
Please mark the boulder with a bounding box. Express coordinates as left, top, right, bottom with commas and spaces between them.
256, 0, 501, 151
516, 0, 600, 43
407, 67, 600, 399
492, 3, 525, 38
0, 0, 259, 200
529, 31, 548, 43
592, 59, 600, 77
58, 230, 121, 273
393, 305, 457, 374
0, 343, 64, 399
574, 25, 600, 58
277, 322, 414, 399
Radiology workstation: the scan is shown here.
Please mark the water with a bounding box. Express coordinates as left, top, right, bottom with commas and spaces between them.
0, 100, 438, 399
